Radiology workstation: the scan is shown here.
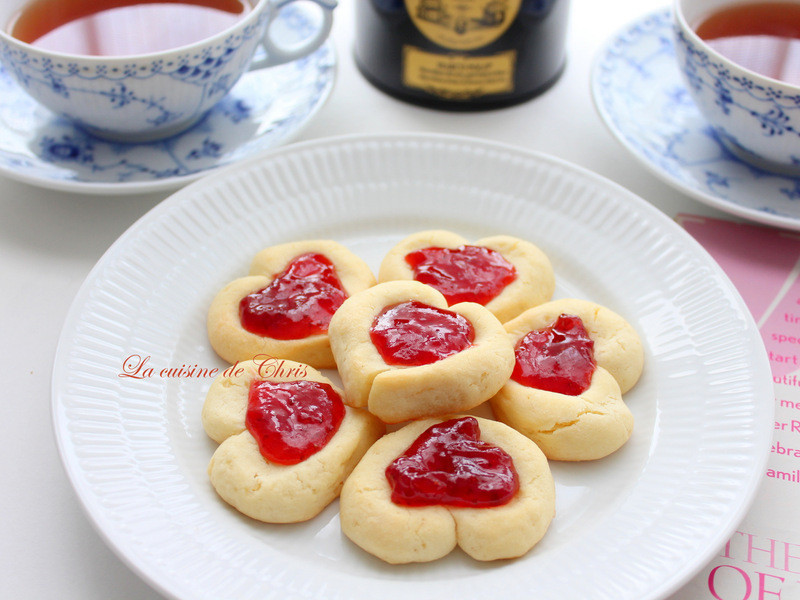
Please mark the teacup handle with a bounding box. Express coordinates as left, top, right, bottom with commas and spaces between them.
249, 0, 336, 69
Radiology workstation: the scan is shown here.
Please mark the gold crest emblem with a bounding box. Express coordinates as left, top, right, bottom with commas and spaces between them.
405, 0, 522, 50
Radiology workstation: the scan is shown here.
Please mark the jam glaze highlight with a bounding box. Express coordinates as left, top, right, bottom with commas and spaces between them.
512, 313, 596, 395
369, 300, 475, 366
386, 416, 520, 508
245, 379, 345, 465
239, 253, 348, 340
405, 245, 517, 306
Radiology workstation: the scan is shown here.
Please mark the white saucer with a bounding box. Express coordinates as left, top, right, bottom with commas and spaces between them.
591, 8, 800, 231
0, 7, 336, 196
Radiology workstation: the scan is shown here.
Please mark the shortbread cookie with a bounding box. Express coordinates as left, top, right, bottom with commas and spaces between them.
490, 300, 643, 461
378, 230, 555, 323
328, 280, 515, 423
202, 359, 385, 523
340, 416, 556, 563
207, 240, 376, 369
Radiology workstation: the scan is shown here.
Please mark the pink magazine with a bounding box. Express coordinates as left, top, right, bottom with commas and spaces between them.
673, 215, 800, 600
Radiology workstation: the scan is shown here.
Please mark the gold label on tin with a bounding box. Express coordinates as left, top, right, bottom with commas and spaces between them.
403, 45, 516, 99
405, 0, 522, 50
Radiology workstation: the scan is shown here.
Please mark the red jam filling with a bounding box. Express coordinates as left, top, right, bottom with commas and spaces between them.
245, 379, 345, 465
239, 253, 347, 340
369, 300, 474, 366
385, 417, 519, 508
511, 313, 596, 395
404, 245, 517, 305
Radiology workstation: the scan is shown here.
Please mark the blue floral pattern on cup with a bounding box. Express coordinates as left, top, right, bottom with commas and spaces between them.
0, 13, 269, 140
673, 8, 800, 173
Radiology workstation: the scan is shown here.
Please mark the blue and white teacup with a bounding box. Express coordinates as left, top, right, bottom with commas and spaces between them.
0, 0, 336, 142
673, 0, 800, 175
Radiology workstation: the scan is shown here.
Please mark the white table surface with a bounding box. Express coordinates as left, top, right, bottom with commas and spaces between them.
0, 1, 736, 598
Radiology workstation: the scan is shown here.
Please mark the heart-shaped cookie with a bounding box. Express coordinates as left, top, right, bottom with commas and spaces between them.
490, 299, 643, 461
339, 416, 555, 563
202, 359, 384, 523
328, 280, 514, 423
207, 240, 376, 369
378, 230, 555, 323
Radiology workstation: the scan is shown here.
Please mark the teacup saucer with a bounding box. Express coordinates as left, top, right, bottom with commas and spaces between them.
591, 8, 800, 231
0, 7, 335, 195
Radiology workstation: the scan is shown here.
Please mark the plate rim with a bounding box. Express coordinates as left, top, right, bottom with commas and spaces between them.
51, 131, 775, 600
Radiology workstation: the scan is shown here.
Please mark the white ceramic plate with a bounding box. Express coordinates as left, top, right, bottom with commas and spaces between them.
592, 8, 800, 231
52, 133, 773, 600
0, 4, 335, 195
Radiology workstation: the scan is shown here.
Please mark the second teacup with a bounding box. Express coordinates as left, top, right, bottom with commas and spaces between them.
673, 0, 800, 175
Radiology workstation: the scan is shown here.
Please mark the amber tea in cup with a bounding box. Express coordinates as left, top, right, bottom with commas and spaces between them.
694, 2, 800, 85
8, 0, 254, 56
